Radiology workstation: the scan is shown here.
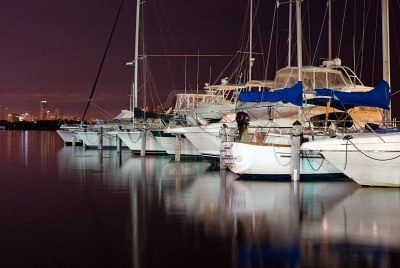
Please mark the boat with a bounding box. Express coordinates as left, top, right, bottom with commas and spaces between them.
301, 131, 400, 186
56, 124, 83, 145
220, 62, 387, 177
220, 0, 389, 178
300, 0, 398, 187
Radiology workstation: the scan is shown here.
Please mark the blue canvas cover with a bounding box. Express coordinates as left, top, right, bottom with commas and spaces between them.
308, 80, 390, 110
239, 81, 303, 107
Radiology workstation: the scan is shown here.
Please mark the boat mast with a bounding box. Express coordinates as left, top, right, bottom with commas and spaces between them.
288, 0, 292, 66
134, 0, 140, 110
382, 0, 391, 120
249, 0, 253, 81
328, 0, 332, 60
296, 0, 302, 120
296, 0, 302, 83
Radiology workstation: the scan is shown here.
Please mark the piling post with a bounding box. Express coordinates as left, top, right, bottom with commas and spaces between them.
175, 134, 181, 162
290, 121, 302, 181
72, 135, 76, 146
116, 135, 122, 153
98, 127, 103, 150
140, 128, 146, 157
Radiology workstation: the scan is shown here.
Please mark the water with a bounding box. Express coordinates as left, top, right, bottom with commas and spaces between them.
1, 131, 400, 267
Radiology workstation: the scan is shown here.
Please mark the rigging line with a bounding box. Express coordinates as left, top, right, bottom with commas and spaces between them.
337, 0, 348, 57
157, 1, 194, 91
152, 0, 176, 92
212, 53, 241, 85
91, 102, 115, 118
353, 0, 358, 75
265, 1, 277, 78
81, 0, 125, 121
91, 103, 114, 121
301, 2, 311, 65
312, 4, 328, 66
254, 4, 266, 79
356, 0, 372, 80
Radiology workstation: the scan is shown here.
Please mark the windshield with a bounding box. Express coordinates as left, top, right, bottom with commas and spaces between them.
272, 67, 352, 90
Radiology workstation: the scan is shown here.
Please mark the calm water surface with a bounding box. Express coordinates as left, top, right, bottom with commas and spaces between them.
1, 131, 400, 267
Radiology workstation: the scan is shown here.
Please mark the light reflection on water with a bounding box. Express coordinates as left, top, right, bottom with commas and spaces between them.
1, 131, 400, 267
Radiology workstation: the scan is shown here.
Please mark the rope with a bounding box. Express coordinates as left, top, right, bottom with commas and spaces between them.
348, 138, 400, 162
303, 151, 325, 171
128, 131, 143, 144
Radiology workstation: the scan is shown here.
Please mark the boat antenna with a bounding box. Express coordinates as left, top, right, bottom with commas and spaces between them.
81, 0, 125, 121
197, 49, 199, 94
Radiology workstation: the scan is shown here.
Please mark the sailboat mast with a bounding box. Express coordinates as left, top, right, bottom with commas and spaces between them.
296, 0, 302, 82
248, 0, 253, 81
288, 1, 292, 66
328, 0, 332, 60
382, 0, 391, 119
134, 0, 140, 109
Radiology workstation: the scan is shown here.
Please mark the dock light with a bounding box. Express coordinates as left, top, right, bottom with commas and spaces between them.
126, 61, 134, 66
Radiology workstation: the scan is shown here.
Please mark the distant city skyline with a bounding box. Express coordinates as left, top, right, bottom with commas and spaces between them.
0, 100, 81, 122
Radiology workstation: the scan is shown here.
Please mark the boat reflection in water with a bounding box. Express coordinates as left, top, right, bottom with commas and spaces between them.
55, 148, 400, 267
304, 187, 400, 247
57, 146, 210, 188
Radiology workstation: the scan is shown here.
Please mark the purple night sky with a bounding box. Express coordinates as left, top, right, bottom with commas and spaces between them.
1, 0, 399, 120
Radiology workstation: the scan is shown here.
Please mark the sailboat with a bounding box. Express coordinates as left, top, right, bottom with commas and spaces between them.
300, 0, 400, 187
163, 0, 276, 164
110, 0, 169, 155
220, 0, 386, 178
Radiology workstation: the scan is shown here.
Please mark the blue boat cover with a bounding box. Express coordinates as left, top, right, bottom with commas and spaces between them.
308, 80, 391, 111
239, 81, 303, 106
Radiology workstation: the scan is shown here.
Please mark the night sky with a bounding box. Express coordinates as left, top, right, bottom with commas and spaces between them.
1, 0, 400, 120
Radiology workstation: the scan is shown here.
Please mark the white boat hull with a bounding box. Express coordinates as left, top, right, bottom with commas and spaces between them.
301, 133, 400, 187
222, 141, 342, 177
115, 131, 167, 154
56, 130, 81, 144
166, 124, 224, 163
153, 135, 202, 157
75, 131, 122, 148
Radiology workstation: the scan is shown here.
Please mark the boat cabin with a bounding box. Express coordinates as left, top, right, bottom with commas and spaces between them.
272, 64, 371, 92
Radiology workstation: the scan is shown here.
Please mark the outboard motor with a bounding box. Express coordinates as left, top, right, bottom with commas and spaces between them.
235, 111, 250, 141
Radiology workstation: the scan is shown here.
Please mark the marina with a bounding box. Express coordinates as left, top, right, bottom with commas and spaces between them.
2, 0, 400, 266
2, 131, 400, 266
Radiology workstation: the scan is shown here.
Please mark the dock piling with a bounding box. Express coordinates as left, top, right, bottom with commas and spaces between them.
140, 129, 146, 157
98, 127, 103, 150
175, 135, 181, 162
290, 121, 302, 181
